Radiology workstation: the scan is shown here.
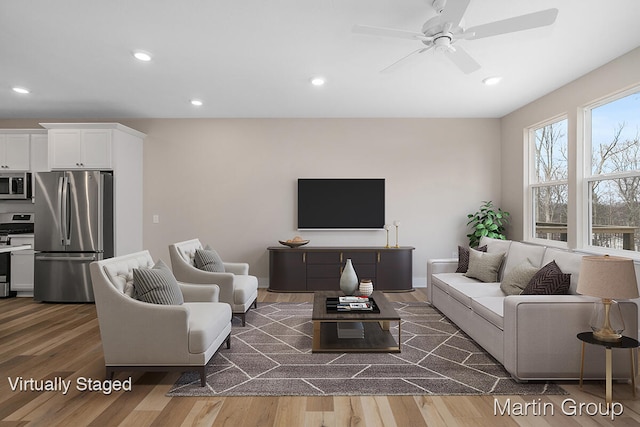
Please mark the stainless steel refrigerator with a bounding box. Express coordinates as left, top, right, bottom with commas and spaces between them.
34, 171, 113, 302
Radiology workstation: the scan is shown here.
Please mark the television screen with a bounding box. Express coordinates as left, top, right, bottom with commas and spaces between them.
297, 178, 385, 229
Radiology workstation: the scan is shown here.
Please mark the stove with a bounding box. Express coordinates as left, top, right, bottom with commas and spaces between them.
0, 213, 34, 244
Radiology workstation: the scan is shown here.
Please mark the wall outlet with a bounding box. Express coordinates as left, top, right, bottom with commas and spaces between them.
152, 214, 159, 224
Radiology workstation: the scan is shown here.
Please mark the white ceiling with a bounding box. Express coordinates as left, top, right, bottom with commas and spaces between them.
2, 0, 640, 119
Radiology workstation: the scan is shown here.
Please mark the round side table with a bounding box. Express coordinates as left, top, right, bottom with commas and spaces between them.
578, 331, 639, 405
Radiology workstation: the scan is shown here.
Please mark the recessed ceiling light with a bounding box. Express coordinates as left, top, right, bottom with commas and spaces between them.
12, 87, 30, 94
482, 76, 502, 86
310, 77, 326, 86
133, 51, 152, 62
190, 99, 203, 106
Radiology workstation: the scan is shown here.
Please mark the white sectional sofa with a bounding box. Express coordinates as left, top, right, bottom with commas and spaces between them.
427, 237, 639, 382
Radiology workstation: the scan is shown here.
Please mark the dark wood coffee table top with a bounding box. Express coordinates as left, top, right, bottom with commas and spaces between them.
312, 290, 400, 322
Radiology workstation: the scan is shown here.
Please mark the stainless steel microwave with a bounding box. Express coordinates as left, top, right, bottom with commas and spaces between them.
0, 172, 32, 199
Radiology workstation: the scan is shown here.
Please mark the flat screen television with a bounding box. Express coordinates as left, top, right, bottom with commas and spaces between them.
297, 178, 385, 229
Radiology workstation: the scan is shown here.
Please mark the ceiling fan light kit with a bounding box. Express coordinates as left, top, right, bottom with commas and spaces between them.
354, 0, 558, 75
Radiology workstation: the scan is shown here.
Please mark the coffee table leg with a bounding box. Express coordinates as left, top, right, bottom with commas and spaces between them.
312, 321, 321, 352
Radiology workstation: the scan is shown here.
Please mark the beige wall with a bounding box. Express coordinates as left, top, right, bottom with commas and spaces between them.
0, 117, 501, 287
500, 46, 640, 244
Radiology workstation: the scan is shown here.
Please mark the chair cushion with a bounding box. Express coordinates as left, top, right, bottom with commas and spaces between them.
233, 274, 258, 305
464, 248, 505, 282
133, 260, 184, 305
186, 302, 232, 353
194, 248, 226, 272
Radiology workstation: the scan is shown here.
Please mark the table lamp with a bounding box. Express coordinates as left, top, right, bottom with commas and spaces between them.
576, 255, 639, 342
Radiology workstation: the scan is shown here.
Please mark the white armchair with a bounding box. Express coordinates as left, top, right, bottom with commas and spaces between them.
169, 239, 258, 326
89, 250, 232, 386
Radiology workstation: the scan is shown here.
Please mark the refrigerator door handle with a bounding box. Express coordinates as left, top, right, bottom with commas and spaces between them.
61, 175, 70, 246
57, 176, 66, 246
35, 254, 98, 262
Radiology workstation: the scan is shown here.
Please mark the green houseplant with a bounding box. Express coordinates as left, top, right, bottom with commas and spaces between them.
466, 201, 510, 247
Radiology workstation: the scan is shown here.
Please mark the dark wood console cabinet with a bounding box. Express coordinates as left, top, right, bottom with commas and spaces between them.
267, 246, 414, 292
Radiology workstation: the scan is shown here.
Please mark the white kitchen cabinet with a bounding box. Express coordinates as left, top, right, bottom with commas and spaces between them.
0, 134, 30, 170
47, 128, 112, 169
10, 236, 35, 297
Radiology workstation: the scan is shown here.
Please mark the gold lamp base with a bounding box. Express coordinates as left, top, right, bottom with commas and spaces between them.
591, 298, 625, 342
592, 327, 623, 342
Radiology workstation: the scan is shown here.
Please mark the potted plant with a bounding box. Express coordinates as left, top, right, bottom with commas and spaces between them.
466, 201, 510, 247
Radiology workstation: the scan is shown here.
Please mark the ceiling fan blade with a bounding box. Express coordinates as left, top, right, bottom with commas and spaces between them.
464, 8, 559, 40
352, 24, 429, 41
439, 0, 471, 28
445, 45, 481, 74
381, 47, 432, 73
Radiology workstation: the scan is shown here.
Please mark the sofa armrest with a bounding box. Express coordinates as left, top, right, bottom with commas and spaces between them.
426, 258, 458, 302
224, 262, 249, 275
179, 282, 220, 302
503, 295, 638, 381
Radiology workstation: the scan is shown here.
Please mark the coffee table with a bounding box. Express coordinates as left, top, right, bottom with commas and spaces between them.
311, 290, 401, 353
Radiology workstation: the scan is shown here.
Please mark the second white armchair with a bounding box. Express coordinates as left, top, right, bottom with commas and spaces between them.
169, 239, 258, 326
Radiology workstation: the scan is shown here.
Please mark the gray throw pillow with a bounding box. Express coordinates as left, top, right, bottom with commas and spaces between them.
464, 248, 505, 282
133, 260, 184, 305
456, 245, 487, 273
500, 261, 539, 295
194, 248, 225, 272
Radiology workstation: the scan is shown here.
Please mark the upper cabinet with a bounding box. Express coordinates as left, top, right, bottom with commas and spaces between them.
41, 123, 145, 171
0, 133, 31, 171
47, 128, 112, 169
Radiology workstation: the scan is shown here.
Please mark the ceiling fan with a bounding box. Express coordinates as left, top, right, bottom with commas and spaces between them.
353, 0, 558, 74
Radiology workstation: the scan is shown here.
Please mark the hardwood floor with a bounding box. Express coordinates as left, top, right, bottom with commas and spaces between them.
1, 288, 639, 426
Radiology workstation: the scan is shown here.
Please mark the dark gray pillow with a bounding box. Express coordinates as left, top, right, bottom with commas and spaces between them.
195, 248, 225, 272
133, 260, 184, 305
522, 260, 571, 295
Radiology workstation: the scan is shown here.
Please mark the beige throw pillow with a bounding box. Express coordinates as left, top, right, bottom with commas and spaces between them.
464, 248, 505, 282
500, 261, 539, 295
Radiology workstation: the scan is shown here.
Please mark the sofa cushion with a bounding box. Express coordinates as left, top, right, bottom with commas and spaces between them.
194, 248, 226, 272
464, 248, 505, 282
522, 260, 571, 295
541, 248, 584, 293
431, 272, 481, 295
185, 302, 232, 353
133, 260, 184, 305
456, 245, 487, 273
470, 297, 504, 330
500, 261, 540, 295
447, 281, 504, 309
502, 242, 546, 279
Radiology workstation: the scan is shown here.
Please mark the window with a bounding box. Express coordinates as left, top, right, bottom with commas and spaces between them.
529, 118, 569, 243
586, 90, 640, 253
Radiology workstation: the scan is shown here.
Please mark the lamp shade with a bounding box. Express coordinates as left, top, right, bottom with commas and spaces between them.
576, 255, 639, 299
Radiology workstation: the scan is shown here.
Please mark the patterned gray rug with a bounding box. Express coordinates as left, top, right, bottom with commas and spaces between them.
167, 302, 566, 396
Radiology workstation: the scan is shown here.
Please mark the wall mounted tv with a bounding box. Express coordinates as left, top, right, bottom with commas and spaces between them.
297, 178, 385, 230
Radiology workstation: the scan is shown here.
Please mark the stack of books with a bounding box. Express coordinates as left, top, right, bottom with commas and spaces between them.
335, 296, 373, 312
337, 322, 365, 339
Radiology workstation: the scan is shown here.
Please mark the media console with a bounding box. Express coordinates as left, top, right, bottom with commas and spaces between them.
267, 246, 414, 292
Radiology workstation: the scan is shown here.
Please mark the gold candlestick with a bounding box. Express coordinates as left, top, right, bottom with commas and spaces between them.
384, 225, 391, 248
394, 220, 400, 248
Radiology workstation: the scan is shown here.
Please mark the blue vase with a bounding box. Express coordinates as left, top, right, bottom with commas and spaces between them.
340, 259, 358, 296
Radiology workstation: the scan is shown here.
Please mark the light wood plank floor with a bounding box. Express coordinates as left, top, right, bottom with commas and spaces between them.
1, 289, 639, 426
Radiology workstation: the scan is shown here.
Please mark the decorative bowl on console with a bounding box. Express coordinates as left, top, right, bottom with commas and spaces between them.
279, 237, 309, 248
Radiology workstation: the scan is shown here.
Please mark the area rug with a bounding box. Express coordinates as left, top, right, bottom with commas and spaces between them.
167, 302, 566, 396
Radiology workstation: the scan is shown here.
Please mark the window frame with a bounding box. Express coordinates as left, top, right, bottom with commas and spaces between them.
525, 114, 570, 249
